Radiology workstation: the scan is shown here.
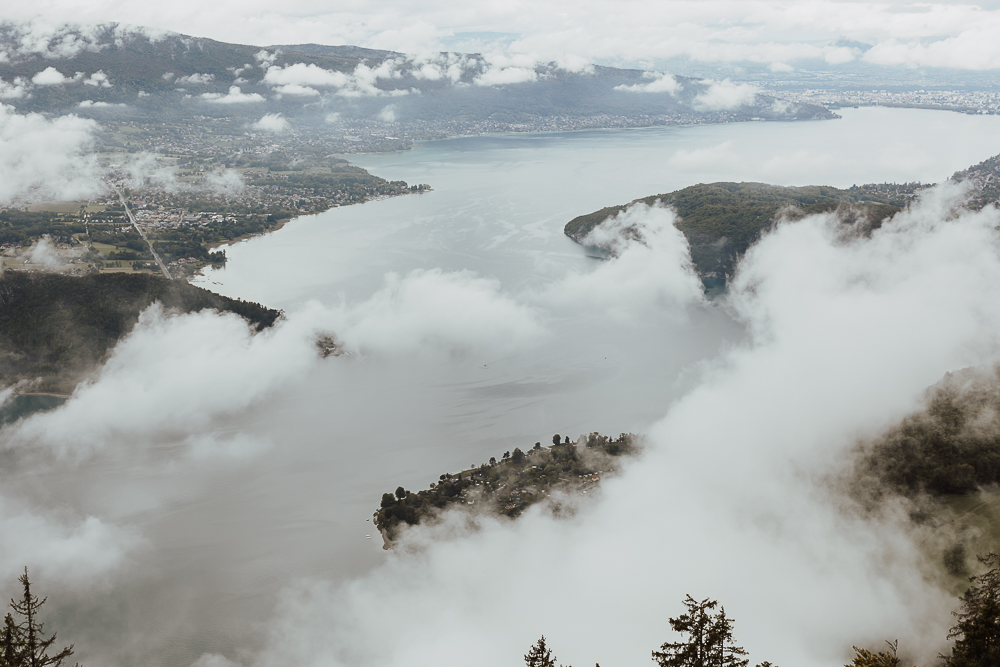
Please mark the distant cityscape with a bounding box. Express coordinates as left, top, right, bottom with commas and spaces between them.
769, 87, 1000, 114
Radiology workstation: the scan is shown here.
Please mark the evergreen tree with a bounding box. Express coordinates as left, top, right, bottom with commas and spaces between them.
946, 552, 1000, 667
7, 569, 76, 667
847, 640, 902, 667
652, 595, 749, 667
0, 614, 24, 667
525, 636, 557, 667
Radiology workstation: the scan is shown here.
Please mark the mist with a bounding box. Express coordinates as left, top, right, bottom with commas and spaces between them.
236, 182, 1000, 667
0, 108, 998, 666
0, 102, 101, 204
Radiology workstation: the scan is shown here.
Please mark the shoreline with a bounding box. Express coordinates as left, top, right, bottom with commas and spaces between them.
14, 392, 72, 399
196, 189, 430, 275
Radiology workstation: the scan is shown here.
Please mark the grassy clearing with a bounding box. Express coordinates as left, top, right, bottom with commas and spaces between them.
90, 242, 122, 256
25, 201, 107, 214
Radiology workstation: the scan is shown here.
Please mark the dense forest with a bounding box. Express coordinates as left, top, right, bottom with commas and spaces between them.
564, 182, 903, 282
374, 433, 640, 541
564, 150, 1000, 288
852, 367, 1000, 499
0, 273, 279, 393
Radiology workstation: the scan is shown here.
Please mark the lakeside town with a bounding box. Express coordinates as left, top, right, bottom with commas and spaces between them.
769, 87, 1000, 114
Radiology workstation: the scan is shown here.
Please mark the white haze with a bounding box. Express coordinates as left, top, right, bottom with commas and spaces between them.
546, 203, 705, 321
233, 181, 1000, 667
0, 109, 998, 666
11, 1, 1000, 73
251, 113, 289, 133
0, 102, 102, 204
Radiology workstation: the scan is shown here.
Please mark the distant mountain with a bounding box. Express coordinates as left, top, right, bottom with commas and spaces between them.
0, 23, 835, 128
564, 182, 903, 283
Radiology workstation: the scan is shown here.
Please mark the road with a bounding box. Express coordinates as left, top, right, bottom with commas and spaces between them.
114, 187, 172, 279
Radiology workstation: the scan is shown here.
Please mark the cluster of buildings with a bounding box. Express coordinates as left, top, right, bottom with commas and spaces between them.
772, 88, 1000, 114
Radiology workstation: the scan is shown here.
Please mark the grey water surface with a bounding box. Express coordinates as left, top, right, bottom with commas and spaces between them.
21, 107, 1000, 667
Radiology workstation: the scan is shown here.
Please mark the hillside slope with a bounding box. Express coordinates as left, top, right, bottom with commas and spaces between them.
0, 272, 279, 393
565, 182, 901, 280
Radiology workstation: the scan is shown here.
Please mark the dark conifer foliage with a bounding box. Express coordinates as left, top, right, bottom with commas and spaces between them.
652, 595, 749, 667
945, 552, 1000, 667
0, 569, 77, 667
0, 272, 279, 392
846, 640, 903, 667
524, 636, 557, 667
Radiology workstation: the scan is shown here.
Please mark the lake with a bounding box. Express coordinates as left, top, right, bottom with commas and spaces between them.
10, 106, 1000, 667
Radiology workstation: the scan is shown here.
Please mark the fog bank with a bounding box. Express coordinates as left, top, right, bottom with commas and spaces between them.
242, 183, 1000, 667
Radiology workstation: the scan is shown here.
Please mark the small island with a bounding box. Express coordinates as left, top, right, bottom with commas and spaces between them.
373, 432, 640, 544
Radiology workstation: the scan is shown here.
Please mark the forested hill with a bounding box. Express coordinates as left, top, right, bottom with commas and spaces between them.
0, 273, 279, 394
564, 182, 903, 280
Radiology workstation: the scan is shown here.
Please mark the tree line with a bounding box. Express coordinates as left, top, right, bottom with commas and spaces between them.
524, 551, 1000, 666
0, 569, 76, 667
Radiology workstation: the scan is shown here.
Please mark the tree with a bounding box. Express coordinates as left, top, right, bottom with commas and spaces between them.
380, 493, 395, 508
512, 448, 525, 464
394, 486, 406, 500
552, 435, 561, 446
1, 568, 77, 667
1, 614, 23, 667
946, 552, 1000, 667
847, 641, 901, 667
652, 595, 749, 667
489, 457, 497, 466
525, 636, 557, 667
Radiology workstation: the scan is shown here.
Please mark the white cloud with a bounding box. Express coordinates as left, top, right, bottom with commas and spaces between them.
78, 99, 125, 108
376, 104, 397, 122
31, 66, 72, 85
0, 21, 171, 62
3, 5, 1000, 73
83, 70, 111, 87
272, 84, 320, 97
24, 235, 63, 270
412, 62, 442, 80
544, 203, 704, 321
473, 65, 537, 87
203, 168, 246, 195
0, 103, 101, 204
0, 499, 139, 585
255, 49, 277, 69
327, 269, 544, 355
262, 59, 413, 97
9, 304, 320, 460
614, 72, 680, 94
0, 76, 30, 99
252, 112, 290, 133
694, 79, 758, 110
200, 86, 265, 104
263, 63, 350, 88
117, 152, 180, 191
249, 181, 1000, 667
176, 72, 215, 85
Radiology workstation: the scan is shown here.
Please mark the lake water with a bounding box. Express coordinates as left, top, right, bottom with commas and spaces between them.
12, 107, 1000, 667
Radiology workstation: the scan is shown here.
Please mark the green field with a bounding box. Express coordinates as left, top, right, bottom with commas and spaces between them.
27, 201, 107, 214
